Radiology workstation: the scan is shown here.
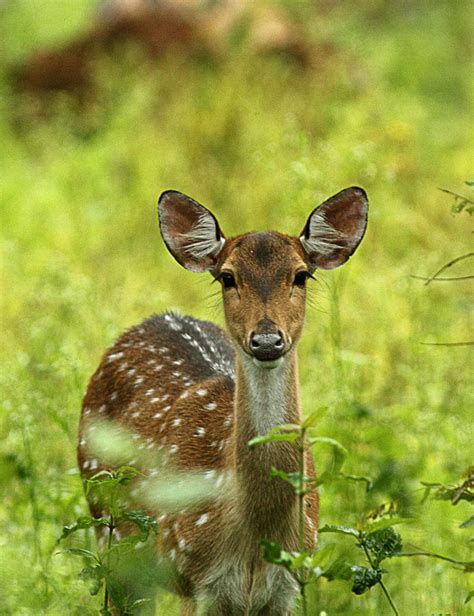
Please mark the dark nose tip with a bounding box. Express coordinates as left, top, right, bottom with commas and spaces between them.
250, 331, 285, 361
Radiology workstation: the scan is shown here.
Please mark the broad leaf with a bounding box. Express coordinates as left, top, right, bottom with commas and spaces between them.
60, 516, 110, 540
302, 406, 328, 429
319, 524, 360, 538
365, 517, 414, 534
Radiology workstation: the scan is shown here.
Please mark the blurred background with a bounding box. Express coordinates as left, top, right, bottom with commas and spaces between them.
0, 0, 472, 613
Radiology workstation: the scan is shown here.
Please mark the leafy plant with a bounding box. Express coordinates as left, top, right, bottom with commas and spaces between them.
59, 466, 159, 615
249, 413, 411, 615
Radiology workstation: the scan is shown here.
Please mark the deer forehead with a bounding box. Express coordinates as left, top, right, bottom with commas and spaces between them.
220, 232, 306, 283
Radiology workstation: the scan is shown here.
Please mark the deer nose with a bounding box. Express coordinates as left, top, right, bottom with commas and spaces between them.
249, 331, 285, 361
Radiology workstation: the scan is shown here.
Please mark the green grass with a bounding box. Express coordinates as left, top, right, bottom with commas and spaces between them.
0, 1, 472, 613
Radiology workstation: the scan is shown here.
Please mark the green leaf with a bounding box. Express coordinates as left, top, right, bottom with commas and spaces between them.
465, 590, 474, 604
308, 437, 348, 485
129, 599, 152, 610
121, 509, 159, 540
322, 555, 354, 582
60, 516, 110, 540
62, 547, 97, 560
79, 564, 106, 596
364, 527, 402, 565
460, 516, 474, 529
260, 540, 293, 569
248, 425, 300, 447
302, 406, 328, 428
305, 543, 337, 571
270, 467, 312, 494
319, 524, 360, 538
351, 565, 381, 595
365, 517, 414, 534
337, 472, 373, 492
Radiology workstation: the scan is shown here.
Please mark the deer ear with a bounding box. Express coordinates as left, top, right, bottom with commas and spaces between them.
158, 191, 225, 273
299, 187, 368, 270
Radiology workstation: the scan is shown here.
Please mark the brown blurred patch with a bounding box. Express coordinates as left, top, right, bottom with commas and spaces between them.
11, 0, 323, 98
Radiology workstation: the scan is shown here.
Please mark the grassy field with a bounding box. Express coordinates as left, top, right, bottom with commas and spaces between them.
0, 1, 472, 614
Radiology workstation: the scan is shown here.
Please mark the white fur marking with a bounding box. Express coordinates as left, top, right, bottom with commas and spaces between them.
182, 212, 225, 259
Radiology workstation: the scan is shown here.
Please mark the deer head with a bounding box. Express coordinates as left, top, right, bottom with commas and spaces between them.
158, 188, 368, 368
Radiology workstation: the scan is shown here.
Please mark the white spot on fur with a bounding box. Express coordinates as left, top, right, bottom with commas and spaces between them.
195, 513, 209, 526
196, 388, 207, 397
205, 402, 217, 410
195, 427, 205, 437
108, 351, 124, 362
169, 444, 178, 454
172, 418, 182, 427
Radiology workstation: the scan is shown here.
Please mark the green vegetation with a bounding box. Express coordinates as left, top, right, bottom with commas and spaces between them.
0, 1, 472, 613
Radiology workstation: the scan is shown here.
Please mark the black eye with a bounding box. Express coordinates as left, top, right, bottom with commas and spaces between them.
293, 271, 309, 286
220, 273, 236, 289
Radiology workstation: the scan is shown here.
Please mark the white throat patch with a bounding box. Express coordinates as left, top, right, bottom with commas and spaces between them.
239, 352, 293, 436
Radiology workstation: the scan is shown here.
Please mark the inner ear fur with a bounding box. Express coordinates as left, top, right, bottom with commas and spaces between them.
158, 190, 225, 273
300, 187, 368, 270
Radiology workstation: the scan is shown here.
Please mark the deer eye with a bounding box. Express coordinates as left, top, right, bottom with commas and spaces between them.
293, 271, 309, 287
220, 273, 236, 289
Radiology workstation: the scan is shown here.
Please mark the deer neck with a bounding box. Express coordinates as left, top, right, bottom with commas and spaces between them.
235, 351, 301, 436
231, 351, 301, 543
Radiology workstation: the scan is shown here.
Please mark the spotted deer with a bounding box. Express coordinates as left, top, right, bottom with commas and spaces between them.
78, 187, 368, 615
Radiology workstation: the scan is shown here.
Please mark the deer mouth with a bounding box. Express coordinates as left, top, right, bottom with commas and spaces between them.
252, 357, 284, 369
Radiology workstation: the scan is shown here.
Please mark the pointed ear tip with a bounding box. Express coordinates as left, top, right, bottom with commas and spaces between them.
347, 186, 369, 202
158, 189, 182, 205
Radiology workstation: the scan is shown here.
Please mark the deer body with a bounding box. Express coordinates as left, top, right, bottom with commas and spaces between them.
79, 188, 368, 615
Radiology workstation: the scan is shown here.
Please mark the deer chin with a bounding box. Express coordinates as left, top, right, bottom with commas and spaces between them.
252, 357, 284, 369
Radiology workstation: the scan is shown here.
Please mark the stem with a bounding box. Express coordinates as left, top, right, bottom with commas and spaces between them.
411, 274, 474, 282
396, 550, 471, 568
420, 341, 474, 347
22, 427, 42, 564
298, 429, 306, 554
424, 252, 474, 286
104, 513, 115, 614
438, 187, 474, 205
361, 540, 399, 616
298, 428, 307, 616
378, 579, 400, 616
